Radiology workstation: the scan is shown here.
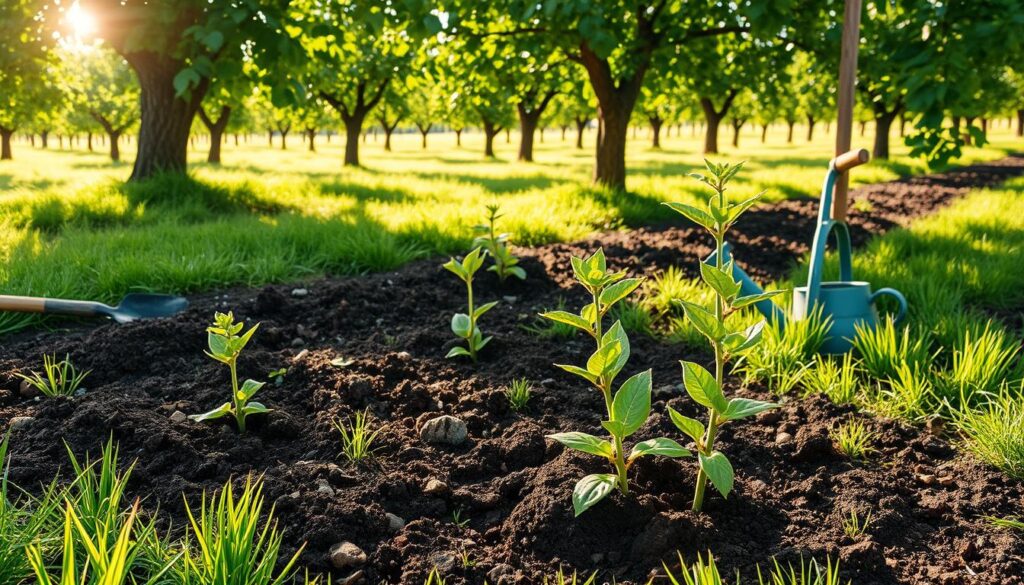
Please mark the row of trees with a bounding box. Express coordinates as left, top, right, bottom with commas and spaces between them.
2, 0, 1023, 190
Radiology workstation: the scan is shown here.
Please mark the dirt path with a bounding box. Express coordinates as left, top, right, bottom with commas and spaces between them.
1, 156, 1023, 585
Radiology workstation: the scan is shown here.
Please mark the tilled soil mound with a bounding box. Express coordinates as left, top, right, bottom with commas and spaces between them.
2, 156, 1023, 585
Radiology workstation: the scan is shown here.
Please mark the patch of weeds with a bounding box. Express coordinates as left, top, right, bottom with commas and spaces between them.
863, 362, 933, 421
522, 298, 578, 340
758, 556, 847, 585
852, 317, 933, 381
505, 378, 533, 411
451, 507, 470, 528
738, 308, 829, 395
987, 516, 1024, 532
830, 419, 877, 461
933, 322, 1021, 409
842, 509, 872, 538
802, 353, 861, 405
955, 384, 1024, 479
612, 300, 654, 337
544, 569, 597, 585
17, 354, 90, 397
335, 409, 381, 464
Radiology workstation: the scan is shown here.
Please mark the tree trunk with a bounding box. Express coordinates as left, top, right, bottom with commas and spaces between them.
731, 119, 744, 148
650, 116, 663, 148
0, 128, 13, 160
806, 115, 816, 141
483, 120, 501, 158
383, 126, 394, 151
873, 110, 898, 159
761, 124, 768, 143
125, 52, 208, 182
307, 129, 317, 152
575, 117, 587, 149
87, 132, 94, 152
560, 125, 567, 141
899, 113, 907, 137
859, 121, 866, 136
342, 113, 366, 166
964, 116, 976, 145
321, 81, 389, 168
981, 118, 988, 134
1017, 110, 1023, 137
699, 93, 736, 155
279, 125, 290, 150
109, 131, 122, 162
417, 123, 431, 149
516, 96, 553, 163
455, 128, 462, 147
41, 131, 49, 149
505, 128, 510, 144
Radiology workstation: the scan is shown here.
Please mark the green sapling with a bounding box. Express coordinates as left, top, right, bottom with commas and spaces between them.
190, 312, 269, 433
443, 247, 498, 361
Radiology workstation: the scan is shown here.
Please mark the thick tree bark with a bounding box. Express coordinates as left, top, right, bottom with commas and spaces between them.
416, 123, 432, 149
516, 92, 554, 163
806, 114, 816, 141
482, 119, 502, 158
699, 92, 737, 155
650, 116, 663, 148
198, 105, 231, 164
0, 127, 13, 160
872, 108, 899, 159
321, 79, 389, 167
124, 51, 209, 181
575, 117, 587, 149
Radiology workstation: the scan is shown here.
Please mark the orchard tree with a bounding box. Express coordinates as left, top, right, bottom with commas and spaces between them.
377, 85, 410, 152
726, 90, 754, 148
636, 76, 680, 149
300, 1, 430, 167
76, 0, 302, 181
406, 58, 445, 149
60, 45, 138, 162
547, 78, 595, 149
792, 51, 834, 142
444, 0, 797, 189
442, 40, 515, 158
0, 0, 61, 161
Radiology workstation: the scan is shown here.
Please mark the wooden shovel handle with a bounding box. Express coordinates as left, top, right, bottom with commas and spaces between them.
0, 295, 46, 314
832, 149, 870, 172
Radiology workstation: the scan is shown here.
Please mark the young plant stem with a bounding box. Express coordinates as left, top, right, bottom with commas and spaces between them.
489, 214, 506, 282
693, 199, 727, 512
592, 287, 629, 495
466, 276, 477, 362
230, 359, 245, 434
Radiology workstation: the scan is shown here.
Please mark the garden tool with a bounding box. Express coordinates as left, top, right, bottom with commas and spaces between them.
0, 293, 188, 324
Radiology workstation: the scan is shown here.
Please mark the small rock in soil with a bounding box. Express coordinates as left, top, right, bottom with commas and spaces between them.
291, 288, 309, 297
386, 512, 405, 532
18, 379, 39, 398
758, 409, 782, 425
290, 338, 305, 347
329, 541, 366, 569
424, 478, 449, 496
840, 539, 886, 572
169, 410, 188, 423
8, 416, 35, 431
293, 349, 309, 362
776, 432, 794, 444
487, 563, 516, 583
419, 415, 468, 446
396, 351, 412, 361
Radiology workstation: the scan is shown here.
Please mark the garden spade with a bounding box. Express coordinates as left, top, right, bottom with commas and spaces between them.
0, 293, 188, 324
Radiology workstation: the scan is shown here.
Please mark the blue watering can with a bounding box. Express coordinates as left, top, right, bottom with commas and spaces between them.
706, 149, 907, 354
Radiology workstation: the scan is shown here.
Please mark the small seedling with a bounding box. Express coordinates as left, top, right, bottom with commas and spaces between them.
269, 368, 288, 386
987, 515, 1024, 532
17, 354, 90, 398
542, 249, 691, 516
830, 420, 877, 461
758, 556, 847, 585
842, 509, 872, 538
544, 569, 596, 585
473, 204, 525, 282
664, 161, 780, 512
457, 546, 476, 568
335, 409, 381, 464
424, 569, 446, 585
505, 378, 533, 411
451, 506, 470, 528
443, 247, 497, 362
190, 312, 269, 434
662, 552, 725, 585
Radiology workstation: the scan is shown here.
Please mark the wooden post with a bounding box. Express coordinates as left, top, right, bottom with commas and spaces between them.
833, 0, 863, 221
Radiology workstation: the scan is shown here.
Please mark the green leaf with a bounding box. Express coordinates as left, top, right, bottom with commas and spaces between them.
663, 202, 716, 230
581, 303, 599, 326
681, 361, 728, 413
610, 369, 652, 436
722, 398, 777, 421
599, 321, 630, 380
473, 301, 498, 320
207, 332, 229, 359
508, 266, 527, 280
732, 290, 784, 309
238, 379, 264, 401
172, 68, 201, 96
555, 363, 599, 384
668, 407, 706, 444
547, 432, 614, 458
699, 451, 735, 499
599, 278, 642, 309
601, 419, 625, 437
446, 346, 471, 359
203, 30, 225, 52
451, 313, 472, 338
241, 401, 270, 416
700, 262, 741, 302
723, 321, 766, 354
586, 340, 622, 378
189, 402, 232, 422
474, 335, 493, 351
678, 301, 727, 342
572, 474, 618, 516
463, 247, 486, 275
442, 258, 467, 281
541, 311, 593, 334
727, 192, 765, 223
628, 438, 692, 462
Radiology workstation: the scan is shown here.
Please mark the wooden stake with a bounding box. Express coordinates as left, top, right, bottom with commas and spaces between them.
833, 0, 863, 221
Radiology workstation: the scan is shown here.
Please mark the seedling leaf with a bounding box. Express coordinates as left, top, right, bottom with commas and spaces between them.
668, 407, 706, 444
681, 361, 728, 413
548, 432, 614, 459
611, 369, 652, 436
629, 438, 691, 462
572, 474, 617, 516
699, 451, 734, 498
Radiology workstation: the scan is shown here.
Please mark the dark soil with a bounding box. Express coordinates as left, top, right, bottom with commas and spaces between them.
2, 156, 1023, 585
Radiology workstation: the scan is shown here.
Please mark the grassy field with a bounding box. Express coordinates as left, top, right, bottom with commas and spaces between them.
0, 122, 1019, 334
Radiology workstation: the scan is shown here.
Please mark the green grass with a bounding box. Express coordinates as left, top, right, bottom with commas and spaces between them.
0, 125, 1017, 334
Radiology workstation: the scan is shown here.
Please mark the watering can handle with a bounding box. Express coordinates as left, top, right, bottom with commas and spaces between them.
831, 149, 870, 173
870, 288, 908, 325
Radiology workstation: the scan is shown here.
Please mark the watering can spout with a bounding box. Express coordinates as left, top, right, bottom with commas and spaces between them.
704, 242, 787, 327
